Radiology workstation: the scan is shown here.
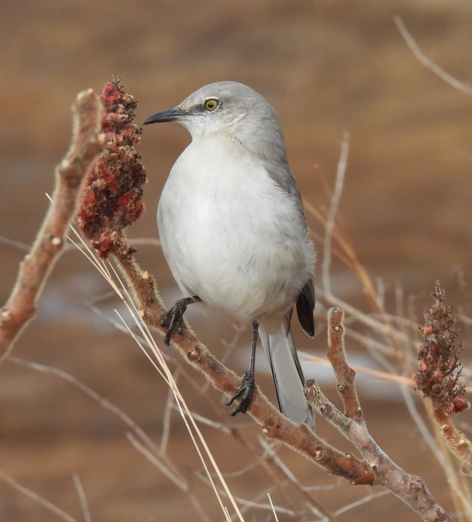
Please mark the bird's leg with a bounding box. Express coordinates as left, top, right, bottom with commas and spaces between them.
226, 321, 259, 416
160, 296, 202, 345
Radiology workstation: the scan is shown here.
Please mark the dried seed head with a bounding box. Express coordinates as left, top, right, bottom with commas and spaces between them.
415, 282, 468, 414
76, 77, 147, 259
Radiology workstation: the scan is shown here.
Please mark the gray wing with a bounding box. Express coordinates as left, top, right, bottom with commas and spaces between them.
262, 157, 302, 200
263, 159, 316, 338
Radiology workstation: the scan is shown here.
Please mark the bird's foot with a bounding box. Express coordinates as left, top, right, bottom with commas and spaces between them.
160, 299, 189, 345
226, 371, 255, 416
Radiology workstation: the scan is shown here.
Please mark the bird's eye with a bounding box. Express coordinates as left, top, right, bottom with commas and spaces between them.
204, 99, 219, 111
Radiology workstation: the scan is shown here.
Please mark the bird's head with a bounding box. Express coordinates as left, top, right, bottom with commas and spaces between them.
144, 81, 286, 155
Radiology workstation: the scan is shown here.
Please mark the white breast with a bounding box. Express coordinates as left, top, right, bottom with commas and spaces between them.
157, 135, 314, 324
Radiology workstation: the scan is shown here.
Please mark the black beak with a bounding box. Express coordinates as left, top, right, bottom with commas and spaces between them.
143, 107, 188, 125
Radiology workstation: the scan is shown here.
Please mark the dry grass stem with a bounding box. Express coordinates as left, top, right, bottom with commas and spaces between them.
322, 130, 350, 298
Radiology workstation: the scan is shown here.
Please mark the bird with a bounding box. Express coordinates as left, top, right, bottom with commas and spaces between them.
143, 81, 315, 428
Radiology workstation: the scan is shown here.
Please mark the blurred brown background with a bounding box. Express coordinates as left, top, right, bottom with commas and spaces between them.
0, 1, 471, 521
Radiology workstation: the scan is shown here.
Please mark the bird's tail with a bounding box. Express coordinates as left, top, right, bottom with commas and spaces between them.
260, 315, 314, 429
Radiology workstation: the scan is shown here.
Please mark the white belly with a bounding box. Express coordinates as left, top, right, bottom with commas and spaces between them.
157, 136, 314, 324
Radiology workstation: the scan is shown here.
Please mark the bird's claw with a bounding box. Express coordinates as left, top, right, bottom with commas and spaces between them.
226, 371, 255, 416
160, 299, 188, 345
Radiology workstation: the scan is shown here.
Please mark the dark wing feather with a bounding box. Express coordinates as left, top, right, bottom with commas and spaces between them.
296, 278, 315, 338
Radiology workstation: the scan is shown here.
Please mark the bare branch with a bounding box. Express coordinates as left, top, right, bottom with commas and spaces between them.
127, 433, 188, 491
0, 89, 104, 362
305, 308, 454, 522
325, 307, 361, 419
113, 244, 375, 483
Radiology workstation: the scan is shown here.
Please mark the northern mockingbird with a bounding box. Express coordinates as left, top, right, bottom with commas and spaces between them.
144, 81, 315, 428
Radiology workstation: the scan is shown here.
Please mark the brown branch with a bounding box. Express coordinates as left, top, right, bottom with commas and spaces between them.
305, 307, 454, 522
141, 339, 336, 520
112, 246, 374, 485
0, 90, 104, 363
325, 307, 362, 419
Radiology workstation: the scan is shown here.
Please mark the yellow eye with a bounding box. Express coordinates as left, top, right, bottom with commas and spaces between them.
204, 99, 219, 111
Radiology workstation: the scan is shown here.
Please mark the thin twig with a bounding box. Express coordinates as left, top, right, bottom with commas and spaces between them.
394, 16, 472, 96
258, 437, 342, 522
197, 473, 294, 517
0, 470, 80, 522
127, 433, 188, 491
7, 353, 191, 492
334, 490, 389, 516
0, 235, 31, 251
7, 356, 161, 456
0, 235, 160, 254
322, 131, 350, 297
302, 351, 413, 386
176, 407, 233, 435
72, 473, 92, 522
